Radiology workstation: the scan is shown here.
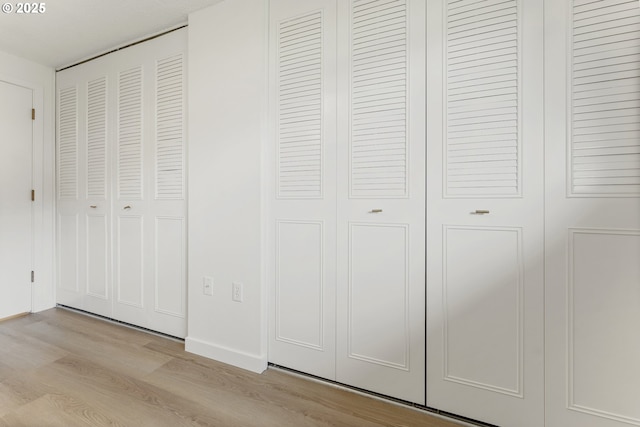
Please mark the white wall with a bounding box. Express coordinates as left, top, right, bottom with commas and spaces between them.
0, 50, 56, 312
186, 0, 268, 372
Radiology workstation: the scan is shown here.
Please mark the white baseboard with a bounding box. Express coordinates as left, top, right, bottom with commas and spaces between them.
185, 336, 267, 374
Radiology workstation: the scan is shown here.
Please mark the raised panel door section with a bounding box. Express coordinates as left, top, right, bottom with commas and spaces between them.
154, 217, 185, 318
116, 216, 144, 309
276, 221, 324, 350
569, 229, 640, 425
58, 214, 79, 297
86, 214, 108, 300
444, 226, 523, 396
348, 223, 409, 370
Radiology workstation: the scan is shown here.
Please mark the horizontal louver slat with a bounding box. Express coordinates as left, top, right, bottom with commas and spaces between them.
87, 77, 107, 200
118, 67, 143, 200
446, 0, 520, 197
571, 0, 640, 196
156, 54, 184, 200
351, 0, 408, 198
277, 11, 323, 198
58, 86, 78, 200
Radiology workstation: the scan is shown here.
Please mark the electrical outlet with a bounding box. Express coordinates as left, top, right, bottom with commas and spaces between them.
203, 276, 213, 296
232, 282, 243, 302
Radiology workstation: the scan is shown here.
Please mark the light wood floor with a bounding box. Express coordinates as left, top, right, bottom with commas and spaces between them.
0, 308, 463, 427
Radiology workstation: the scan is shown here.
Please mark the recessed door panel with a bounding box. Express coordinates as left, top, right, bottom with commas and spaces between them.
116, 216, 144, 307
276, 220, 324, 349
86, 214, 108, 299
155, 217, 185, 317
58, 214, 79, 294
444, 226, 522, 395
569, 230, 640, 424
348, 223, 408, 369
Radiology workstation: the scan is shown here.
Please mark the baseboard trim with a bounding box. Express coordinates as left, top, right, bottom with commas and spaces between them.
185, 336, 267, 374
0, 312, 30, 323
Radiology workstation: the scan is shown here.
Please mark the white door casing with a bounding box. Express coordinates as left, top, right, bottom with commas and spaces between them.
426, 0, 544, 425
545, 1, 640, 426
0, 80, 33, 319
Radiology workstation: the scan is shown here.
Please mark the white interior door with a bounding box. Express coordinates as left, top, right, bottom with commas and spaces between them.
268, 0, 338, 380
426, 0, 544, 425
545, 1, 640, 426
335, 0, 426, 404
0, 80, 33, 319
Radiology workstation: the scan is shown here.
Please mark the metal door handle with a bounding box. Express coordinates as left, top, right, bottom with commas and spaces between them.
89, 205, 97, 209
369, 209, 383, 213
123, 205, 131, 210
474, 210, 490, 215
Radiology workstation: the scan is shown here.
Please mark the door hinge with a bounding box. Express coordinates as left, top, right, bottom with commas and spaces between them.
32, 109, 35, 120
31, 189, 35, 201
31, 271, 34, 283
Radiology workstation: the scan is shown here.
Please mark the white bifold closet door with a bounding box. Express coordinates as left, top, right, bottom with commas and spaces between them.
545, 1, 640, 426
56, 29, 187, 337
268, 0, 426, 404
426, 1, 544, 426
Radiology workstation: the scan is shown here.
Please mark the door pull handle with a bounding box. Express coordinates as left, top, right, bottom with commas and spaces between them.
123, 205, 132, 210
369, 209, 383, 213
473, 210, 490, 215
89, 205, 97, 209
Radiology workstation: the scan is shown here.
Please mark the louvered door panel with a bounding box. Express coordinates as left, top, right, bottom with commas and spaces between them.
156, 54, 184, 200
571, 0, 640, 196
350, 0, 408, 198
118, 67, 143, 200
58, 86, 78, 200
87, 77, 107, 199
445, 0, 520, 197
277, 11, 323, 198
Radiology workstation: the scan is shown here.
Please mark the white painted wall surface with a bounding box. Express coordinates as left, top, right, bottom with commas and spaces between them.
186, 0, 268, 372
0, 50, 55, 313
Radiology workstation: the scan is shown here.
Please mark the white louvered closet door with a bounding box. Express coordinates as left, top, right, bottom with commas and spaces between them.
56, 29, 187, 338
545, 1, 640, 426
268, 0, 338, 380
269, 0, 426, 404
111, 30, 187, 337
335, 0, 425, 404
57, 64, 112, 318
426, 0, 544, 425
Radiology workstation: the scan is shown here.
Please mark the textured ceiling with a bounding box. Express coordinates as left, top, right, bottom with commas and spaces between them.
0, 0, 223, 69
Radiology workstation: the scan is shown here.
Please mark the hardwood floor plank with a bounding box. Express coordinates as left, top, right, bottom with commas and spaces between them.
0, 309, 464, 427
